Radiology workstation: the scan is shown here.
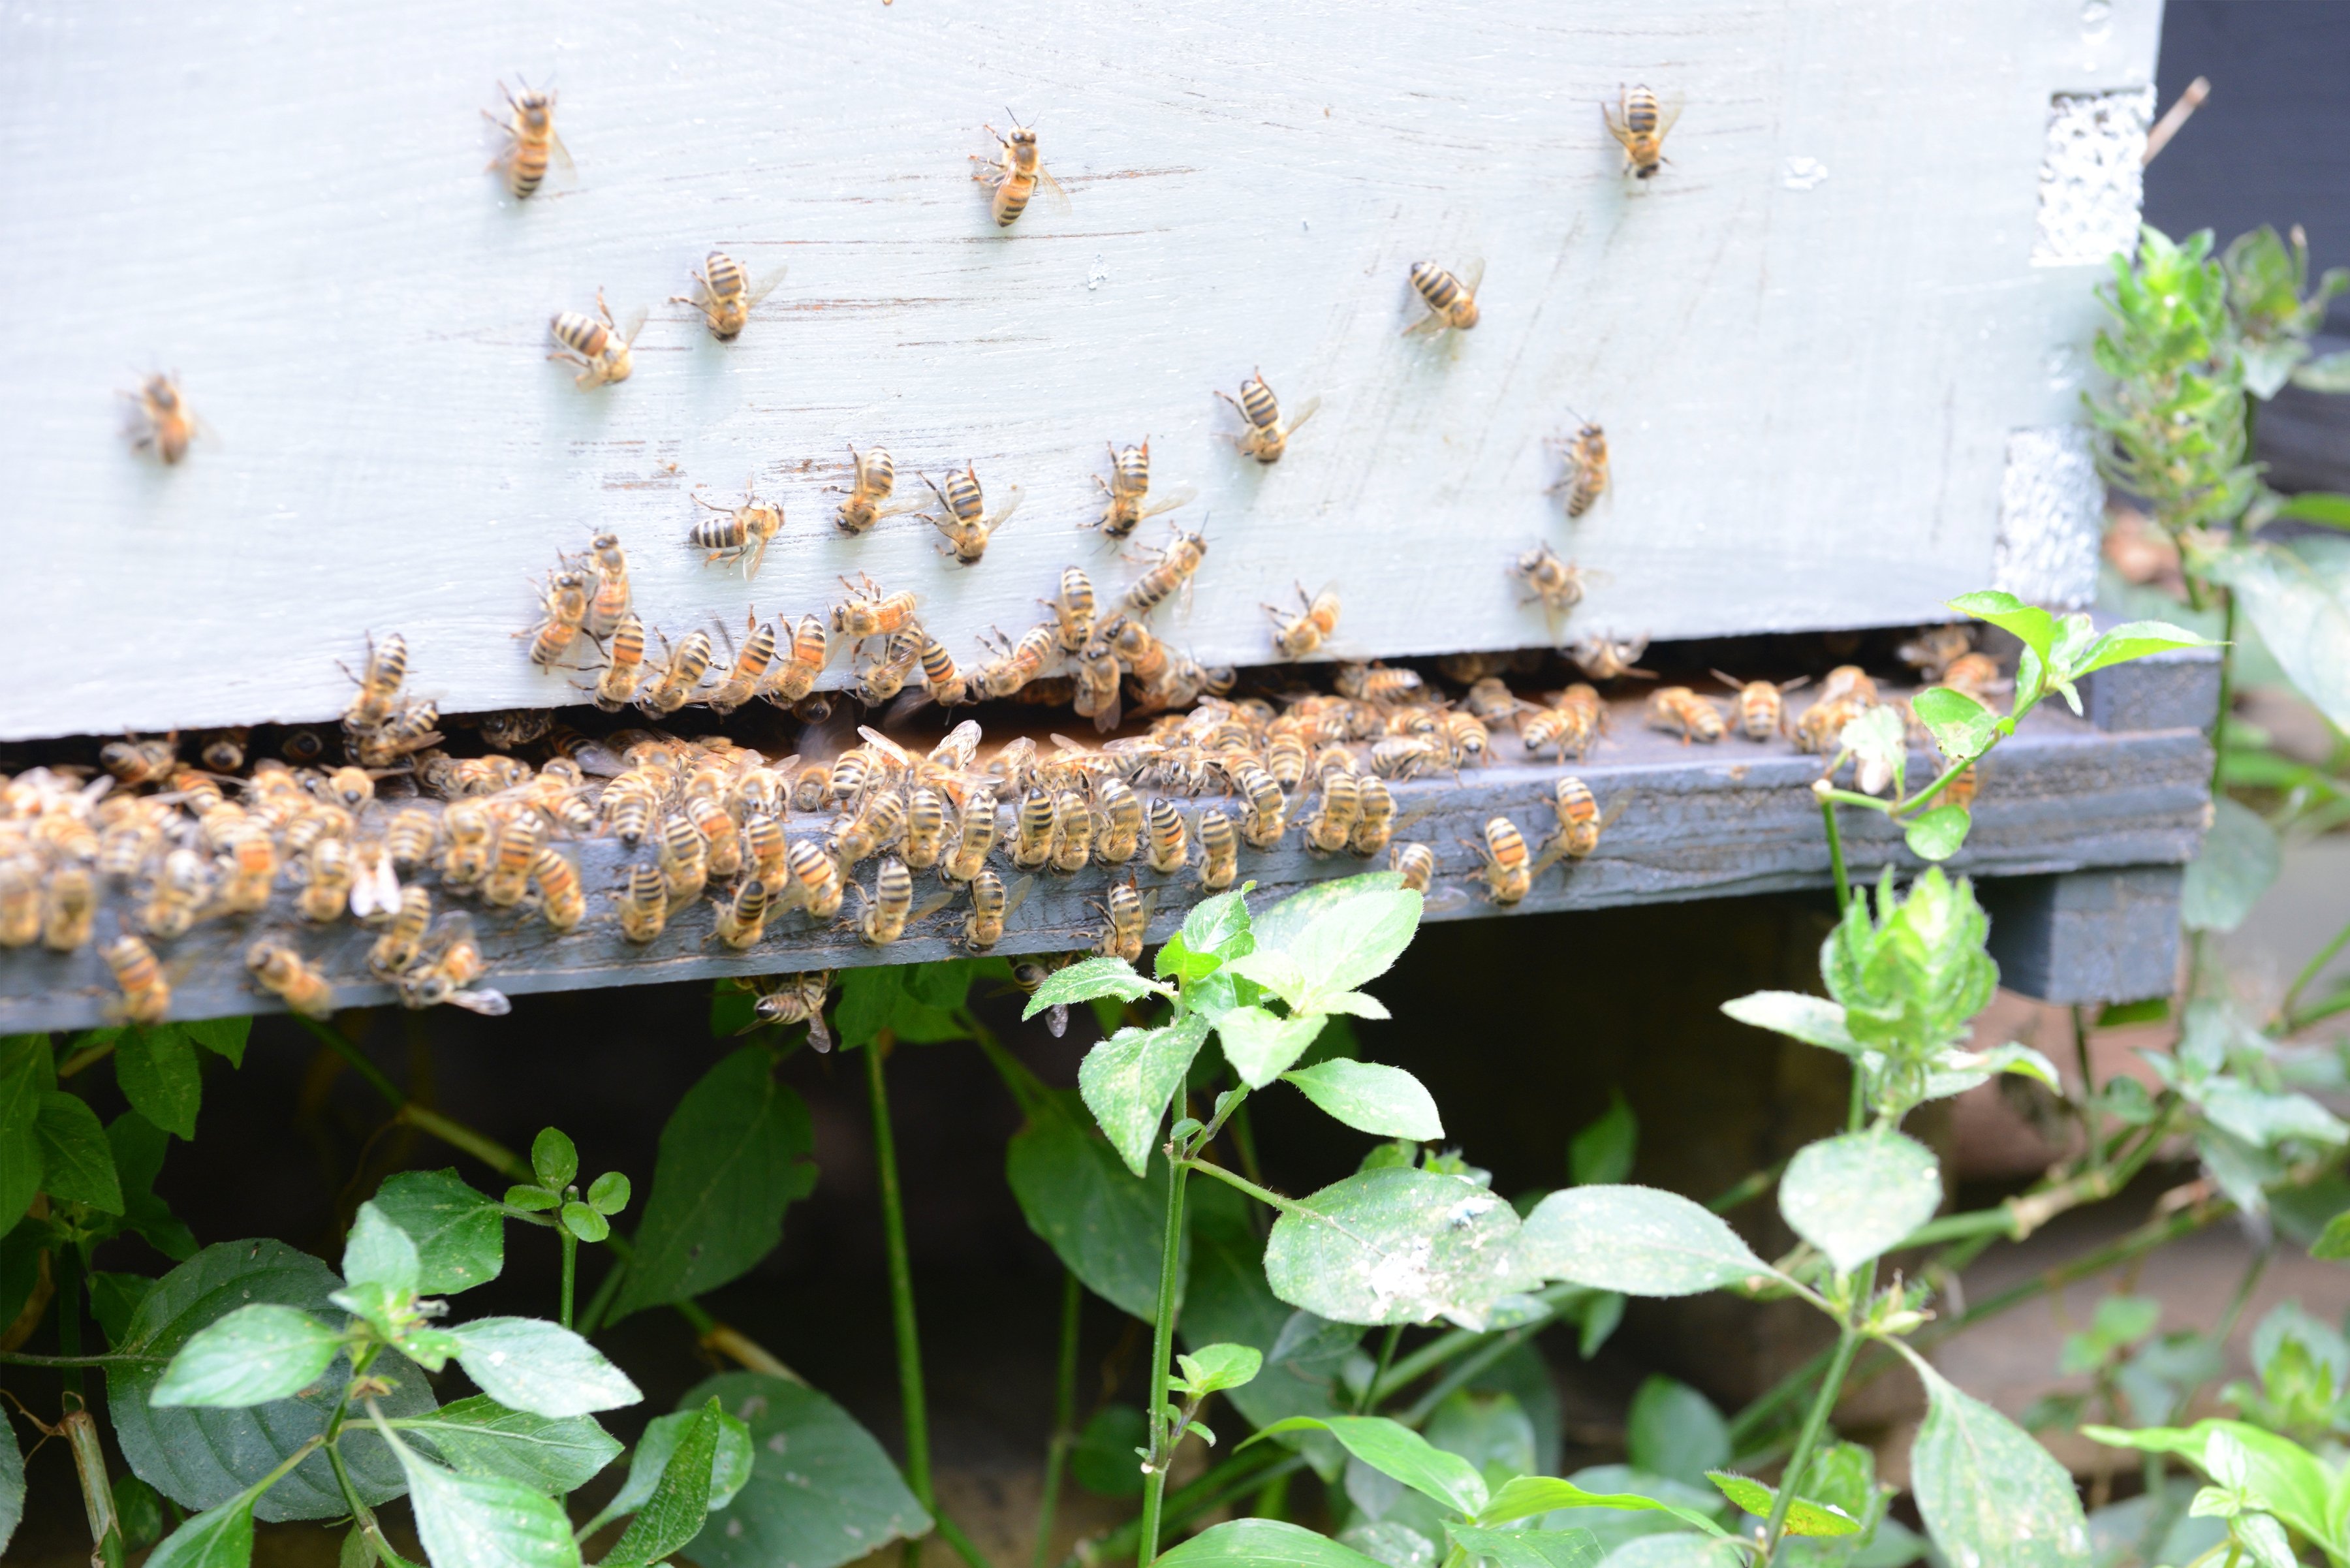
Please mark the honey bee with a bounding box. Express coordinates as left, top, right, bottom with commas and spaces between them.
1303, 771, 1360, 855
282, 729, 330, 766
482, 816, 546, 909
834, 574, 922, 643
1468, 816, 1532, 905
127, 373, 198, 463
298, 838, 356, 924
705, 616, 777, 715
381, 806, 437, 870
353, 701, 444, 769
1094, 440, 1197, 539
370, 886, 434, 978
640, 629, 714, 717
548, 290, 646, 388
833, 787, 907, 869
1336, 663, 1425, 706
1072, 637, 1124, 734
1268, 585, 1341, 659
341, 633, 409, 731
1568, 635, 1653, 682
1217, 369, 1320, 464
612, 862, 668, 943
1197, 808, 1240, 891
1439, 712, 1492, 768
322, 765, 373, 813
195, 729, 249, 773
1048, 567, 1099, 655
851, 856, 917, 945
1603, 84, 1682, 180
1143, 798, 1191, 875
1793, 696, 1870, 757
1049, 791, 1093, 874
582, 612, 649, 712
101, 734, 177, 787
1897, 625, 1973, 680
1939, 653, 2005, 700
1091, 876, 1150, 964
941, 787, 1001, 885
956, 868, 1029, 953
486, 79, 571, 199
102, 933, 171, 1024
830, 750, 874, 808
790, 760, 834, 815
1819, 666, 1880, 707
1234, 764, 1287, 851
528, 847, 586, 932
1646, 687, 1727, 744
247, 937, 336, 1020
1511, 542, 1589, 623
1546, 777, 1622, 861
1549, 420, 1609, 518
1263, 730, 1310, 791
350, 839, 403, 922
711, 877, 775, 950
747, 971, 834, 1051
903, 786, 950, 871
785, 838, 845, 920
1390, 841, 1437, 894
525, 569, 591, 670
440, 800, 495, 890
400, 913, 510, 1014
0, 860, 39, 948
1349, 776, 1397, 858
923, 464, 1021, 567
1010, 790, 1057, 872
928, 721, 984, 778
911, 633, 973, 708
478, 710, 554, 753
672, 250, 784, 340
856, 633, 924, 708
578, 532, 631, 640
689, 480, 785, 579
1403, 259, 1485, 336
759, 615, 832, 706
657, 811, 710, 909
977, 623, 1059, 700
740, 808, 788, 883
212, 824, 277, 915
1712, 672, 1808, 742
971, 113, 1070, 227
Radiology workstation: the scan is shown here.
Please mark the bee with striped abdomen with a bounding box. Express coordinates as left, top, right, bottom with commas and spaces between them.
851, 856, 933, 946
1234, 764, 1288, 851
100, 734, 176, 787
834, 574, 922, 643
1091, 875, 1150, 964
1049, 790, 1093, 874
940, 786, 1001, 885
486, 79, 571, 199
1217, 369, 1320, 463
481, 816, 547, 909
1302, 771, 1360, 855
831, 444, 922, 536
584, 612, 649, 712
39, 866, 97, 954
525, 569, 592, 670
1468, 816, 1532, 905
1646, 686, 1727, 744
1144, 798, 1190, 875
785, 839, 845, 920
528, 847, 586, 932
1545, 776, 1622, 862
548, 290, 644, 388
1520, 684, 1605, 761
855, 633, 924, 708
582, 533, 631, 640
371, 886, 435, 979
104, 933, 173, 1024
1095, 440, 1196, 539
704, 616, 777, 715
1511, 543, 1588, 626
399, 913, 510, 1014
711, 877, 775, 950
910, 633, 973, 709
971, 112, 1070, 227
830, 788, 907, 869
961, 868, 1033, 954
1049, 567, 1097, 655
657, 810, 710, 909
1549, 420, 1609, 518
1712, 672, 1808, 742
902, 787, 950, 871
1268, 585, 1341, 660
296, 838, 356, 924
762, 615, 832, 706
1349, 776, 1398, 858
1197, 808, 1240, 891
923, 463, 1021, 567
1603, 84, 1682, 179
639, 629, 714, 717
1568, 634, 1653, 683
1092, 777, 1144, 864
247, 937, 336, 1020
1390, 841, 1437, 894
673, 250, 783, 340
749, 971, 834, 1051
1403, 259, 1485, 336
689, 480, 784, 579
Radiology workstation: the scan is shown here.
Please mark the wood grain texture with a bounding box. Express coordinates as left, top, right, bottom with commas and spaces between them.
0, 696, 2210, 1033
0, 0, 2159, 742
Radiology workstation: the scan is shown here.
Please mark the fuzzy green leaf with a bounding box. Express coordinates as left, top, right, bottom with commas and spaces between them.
1909, 686, 1998, 762
1625, 1377, 1729, 1487
116, 1027, 203, 1140
142, 1494, 258, 1568
340, 1202, 420, 1297
389, 1398, 619, 1495
604, 1398, 727, 1567
1778, 1130, 1942, 1276
601, 1400, 754, 1524
447, 1318, 640, 1418
586, 1172, 631, 1215
371, 1170, 504, 1295
1719, 993, 1858, 1056
1247, 1415, 1488, 1516
150, 1305, 345, 1408
559, 1202, 609, 1244
1703, 1471, 1859, 1535
391, 1441, 581, 1568
528, 1129, 576, 1193
1913, 1363, 2091, 1567
1264, 1168, 1531, 1330
1444, 1524, 1603, 1568
1515, 1186, 1774, 1298
180, 1016, 251, 1067
1569, 1094, 1638, 1187
1216, 1007, 1330, 1088
1174, 1343, 1264, 1397
1079, 1015, 1212, 1177
1285, 889, 1423, 1005
1950, 591, 2058, 659
0, 1383, 23, 1556
37, 1090, 122, 1213
1282, 1060, 1443, 1141
1904, 805, 1973, 863
1022, 956, 1172, 1018
681, 1373, 931, 1568
1474, 1475, 1730, 1537
1158, 1519, 1390, 1568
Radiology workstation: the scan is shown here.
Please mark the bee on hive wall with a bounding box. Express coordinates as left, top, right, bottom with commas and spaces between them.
103, 933, 172, 1024
763, 615, 833, 706
400, 913, 510, 1014
750, 972, 834, 1051
486, 79, 571, 198
1549, 420, 1610, 518
1390, 841, 1437, 894
1121, 527, 1210, 619
1094, 441, 1196, 540
971, 113, 1070, 227
961, 869, 1027, 954
371, 886, 435, 978
1468, 816, 1533, 905
247, 937, 336, 1019
672, 251, 783, 340
1510, 544, 1589, 627
638, 629, 714, 717
832, 445, 922, 536
688, 480, 784, 579
1603, 84, 1682, 180
1268, 586, 1341, 660
1091, 876, 1150, 964
522, 569, 590, 670
584, 613, 648, 712
1569, 634, 1653, 683
548, 290, 644, 388
125, 373, 198, 464
1216, 369, 1319, 463
1403, 260, 1484, 336
583, 533, 631, 640
834, 574, 922, 643
923, 463, 1021, 567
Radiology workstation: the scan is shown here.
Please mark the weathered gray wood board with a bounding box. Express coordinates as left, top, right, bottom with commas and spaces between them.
0, 659, 2214, 1032
0, 0, 2161, 742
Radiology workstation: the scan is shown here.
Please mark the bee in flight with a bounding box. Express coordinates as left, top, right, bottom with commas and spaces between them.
1216, 369, 1320, 464
125, 373, 200, 464
548, 289, 646, 388
672, 250, 784, 340
486, 78, 572, 198
1603, 84, 1682, 180
971, 111, 1071, 227
1403, 259, 1484, 336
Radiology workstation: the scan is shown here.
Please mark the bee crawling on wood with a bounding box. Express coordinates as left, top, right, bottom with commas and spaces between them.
1093, 440, 1196, 540
1267, 584, 1341, 660
688, 477, 784, 579
830, 443, 923, 536
247, 936, 337, 1020
1603, 84, 1682, 180
548, 289, 646, 388
1645, 686, 1727, 744
672, 249, 784, 340
1403, 259, 1484, 336
922, 463, 1021, 566
740, 971, 835, 1051
486, 78, 572, 199
971, 110, 1070, 227
1568, 634, 1654, 683
1216, 368, 1319, 464
1711, 671, 1809, 741
1548, 417, 1610, 518
125, 373, 201, 464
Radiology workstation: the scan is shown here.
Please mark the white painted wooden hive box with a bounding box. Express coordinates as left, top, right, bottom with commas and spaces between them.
0, 0, 2166, 742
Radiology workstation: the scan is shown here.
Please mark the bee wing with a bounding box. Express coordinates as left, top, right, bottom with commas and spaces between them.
1046, 1002, 1070, 1039
911, 888, 960, 924
1401, 311, 1447, 339
549, 131, 577, 173
1003, 874, 1037, 917
987, 484, 1023, 529
1597, 796, 1633, 832
618, 304, 650, 346
1462, 257, 1487, 294
1655, 91, 1687, 137
806, 1008, 834, 1054
1037, 165, 1074, 215
449, 988, 513, 1016
349, 855, 403, 919
744, 265, 788, 307
1285, 395, 1323, 433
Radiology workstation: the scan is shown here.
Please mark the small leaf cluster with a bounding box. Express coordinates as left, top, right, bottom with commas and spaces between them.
504, 1127, 631, 1244
2223, 225, 2350, 400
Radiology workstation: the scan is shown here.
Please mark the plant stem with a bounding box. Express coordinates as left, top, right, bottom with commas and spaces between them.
54, 1249, 83, 1399
578, 1256, 627, 1337
1760, 1262, 1874, 1563
1707, 1161, 1787, 1215
864, 1036, 933, 1565
2208, 588, 2237, 795
1892, 751, 1990, 817
55, 1041, 116, 1079
2276, 914, 2350, 1027
1372, 1283, 1584, 1403
558, 1226, 578, 1331
1033, 1269, 1083, 1568
932, 1511, 995, 1568
2287, 986, 2350, 1034
1185, 1160, 1305, 1217
62, 1406, 125, 1568
1067, 1452, 1304, 1568
1817, 792, 1851, 913
1357, 1324, 1404, 1415
1136, 1145, 1193, 1566
1225, 1097, 1265, 1187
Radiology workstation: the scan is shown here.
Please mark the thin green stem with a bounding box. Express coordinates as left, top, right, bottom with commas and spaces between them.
1815, 787, 1894, 815
2287, 986, 2350, 1034
0, 1351, 148, 1367
1185, 1160, 1304, 1217
864, 1037, 933, 1563
1707, 1161, 1787, 1215
55, 1041, 116, 1079
1225, 1098, 1265, 1187
1398, 1329, 1524, 1427
2209, 588, 2238, 794
559, 1227, 578, 1331
578, 1255, 627, 1338
1033, 1270, 1084, 1568
63, 1407, 125, 1568
1817, 792, 1851, 913
1761, 1261, 1874, 1563
1373, 1283, 1582, 1403
1892, 751, 1989, 817
932, 1511, 995, 1568
2276, 915, 2350, 1027
1068, 1451, 1303, 1568
2072, 1006, 2104, 1179
294, 1014, 405, 1109
1136, 1147, 1194, 1566
1358, 1325, 1404, 1415
55, 1247, 83, 1399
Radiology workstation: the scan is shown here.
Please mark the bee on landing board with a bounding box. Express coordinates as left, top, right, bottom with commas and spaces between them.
1645, 686, 1727, 744
102, 933, 172, 1025
1090, 875, 1151, 964
125, 373, 199, 464
1093, 440, 1196, 539
486, 79, 572, 199
960, 868, 1033, 954
1390, 841, 1437, 894
1216, 369, 1320, 463
1603, 84, 1682, 180
672, 250, 783, 340
1548, 418, 1609, 518
1568, 634, 1654, 683
400, 913, 510, 1014
247, 937, 337, 1020
1712, 671, 1809, 741
747, 971, 834, 1051
1403, 260, 1484, 336
923, 463, 1020, 566
1467, 816, 1533, 905
689, 478, 784, 578
831, 444, 922, 536
522, 570, 591, 670
548, 290, 645, 388
971, 112, 1070, 227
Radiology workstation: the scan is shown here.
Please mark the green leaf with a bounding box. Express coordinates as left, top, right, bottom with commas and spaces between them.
2181, 797, 2280, 933
390, 1438, 582, 1568
1719, 994, 1859, 1056
557, 1202, 606, 1242
0, 1054, 44, 1234
606, 1398, 727, 1567
390, 1398, 619, 1494
1904, 806, 1972, 863
1911, 1362, 2091, 1567
1445, 1524, 1603, 1568
1778, 1130, 1942, 1276
114, 1472, 166, 1551
2086, 1420, 2330, 1545
1252, 873, 1407, 952
371, 1170, 505, 1295
834, 965, 967, 1049
1174, 1343, 1264, 1396
710, 982, 760, 1039
2098, 996, 2170, 1027
37, 1090, 123, 1213
109, 1112, 196, 1261
1475, 1474, 1730, 1537
1909, 687, 1998, 762
2206, 537, 2350, 733
108, 1240, 436, 1521
1704, 1471, 1859, 1535
151, 1304, 345, 1408
341, 1201, 421, 1297
587, 1172, 631, 1215
1950, 591, 2058, 658
116, 1027, 203, 1140
1569, 1093, 1637, 1187
2291, 354, 2350, 395
181, 1017, 251, 1067
611, 1046, 816, 1321
1838, 706, 1908, 798
682, 1373, 932, 1568
143, 1493, 258, 1568
1226, 952, 1313, 1009
2073, 619, 2215, 680
1159, 1519, 1390, 1568
1515, 1186, 1774, 1298
1247, 1415, 1489, 1516
443, 1317, 638, 1418
1183, 888, 1257, 963
1217, 1007, 1330, 1088
1022, 956, 1171, 1019
529, 1129, 577, 1193
1080, 1014, 1212, 1177
1282, 1061, 1443, 1141
504, 1186, 557, 1213
1073, 1405, 1150, 1496
2312, 1210, 2350, 1260
0, 1396, 22, 1556
1007, 1095, 1182, 1320
1625, 1377, 1729, 1486
1285, 888, 1423, 1005
1263, 1167, 1532, 1329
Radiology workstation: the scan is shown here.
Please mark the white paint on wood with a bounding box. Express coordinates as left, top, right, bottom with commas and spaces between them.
1994, 426, 2103, 610
0, 0, 2159, 742
2033, 87, 2156, 265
